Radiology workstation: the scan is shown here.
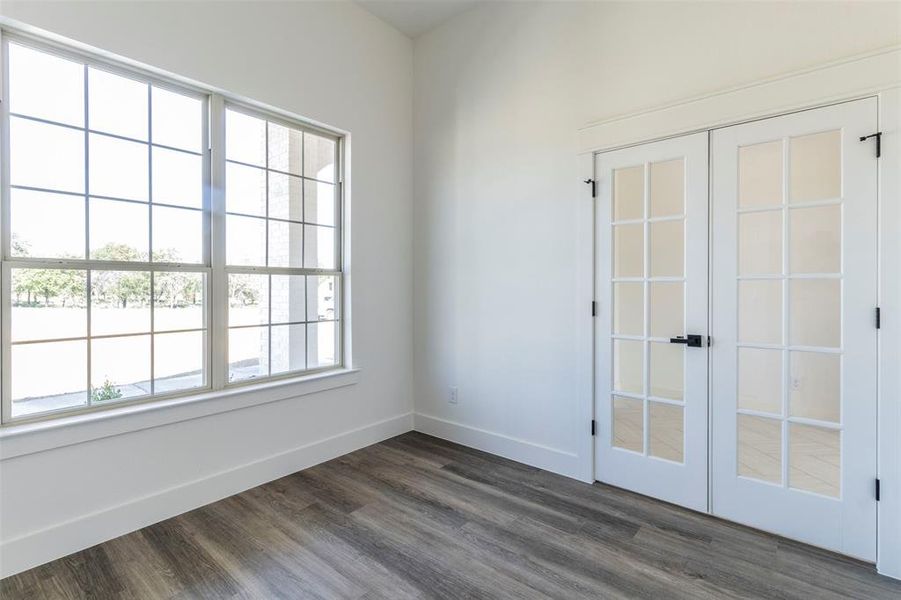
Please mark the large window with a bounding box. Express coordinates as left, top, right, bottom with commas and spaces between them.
1, 35, 344, 423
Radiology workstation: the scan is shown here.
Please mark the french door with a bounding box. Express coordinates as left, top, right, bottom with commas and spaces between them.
710, 98, 878, 560
594, 132, 709, 512
594, 98, 879, 560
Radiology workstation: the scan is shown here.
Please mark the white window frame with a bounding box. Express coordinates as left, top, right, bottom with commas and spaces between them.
0, 30, 346, 425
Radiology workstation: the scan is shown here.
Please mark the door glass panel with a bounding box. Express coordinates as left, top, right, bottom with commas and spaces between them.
738, 414, 782, 485
649, 342, 682, 400
738, 348, 782, 414
613, 223, 643, 278
738, 280, 782, 344
649, 220, 683, 277
739, 141, 782, 208
649, 402, 683, 462
790, 131, 841, 203
789, 205, 840, 274
613, 282, 643, 336
739, 210, 782, 275
789, 423, 839, 497
649, 282, 682, 339
789, 351, 840, 423
790, 279, 840, 348
612, 339, 643, 394
613, 165, 644, 221
612, 396, 643, 453
650, 159, 683, 218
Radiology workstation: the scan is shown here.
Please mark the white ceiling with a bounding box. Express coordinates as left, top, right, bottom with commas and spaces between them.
357, 1, 480, 38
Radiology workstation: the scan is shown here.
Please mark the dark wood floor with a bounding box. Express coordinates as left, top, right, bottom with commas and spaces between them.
3, 432, 900, 599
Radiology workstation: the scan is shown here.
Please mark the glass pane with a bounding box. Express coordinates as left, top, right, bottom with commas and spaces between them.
790, 279, 840, 348
790, 205, 840, 274
739, 141, 782, 208
11, 117, 84, 193
229, 326, 269, 382
738, 415, 782, 484
304, 132, 336, 182
649, 402, 683, 462
271, 324, 306, 375
226, 109, 266, 167
738, 280, 782, 344
152, 147, 202, 209
649, 343, 682, 401
269, 172, 303, 222
269, 220, 304, 268
738, 348, 782, 414
649, 220, 683, 277
650, 159, 683, 218
90, 270, 151, 336
304, 225, 336, 270
88, 67, 148, 141
613, 282, 643, 336
154, 331, 205, 393
226, 162, 266, 217
307, 276, 338, 322
268, 122, 303, 175
613, 223, 643, 278
152, 206, 203, 264
790, 351, 840, 423
649, 282, 682, 339
307, 321, 338, 368
9, 42, 84, 126
152, 86, 202, 153
790, 130, 841, 203
228, 274, 268, 327
613, 165, 643, 221
11, 268, 87, 341
613, 339, 643, 394
226, 215, 266, 266
271, 275, 306, 324
305, 180, 336, 226
612, 396, 643, 453
11, 189, 85, 259
90, 133, 148, 201
789, 423, 840, 497
91, 335, 151, 400
154, 272, 204, 332
12, 340, 87, 417
739, 210, 782, 275
89, 198, 149, 261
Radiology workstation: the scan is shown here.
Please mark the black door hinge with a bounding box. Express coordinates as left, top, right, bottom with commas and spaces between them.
876, 307, 881, 329
583, 178, 596, 198
876, 478, 881, 502
591, 419, 597, 436
591, 301, 597, 317
859, 132, 882, 158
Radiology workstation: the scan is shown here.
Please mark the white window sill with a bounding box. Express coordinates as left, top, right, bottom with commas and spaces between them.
0, 368, 361, 460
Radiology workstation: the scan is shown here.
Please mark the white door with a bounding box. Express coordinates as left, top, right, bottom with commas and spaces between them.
710, 99, 878, 560
594, 132, 709, 512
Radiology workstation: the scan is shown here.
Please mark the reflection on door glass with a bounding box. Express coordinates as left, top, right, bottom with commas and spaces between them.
738, 414, 782, 485
613, 395, 643, 453
789, 423, 839, 498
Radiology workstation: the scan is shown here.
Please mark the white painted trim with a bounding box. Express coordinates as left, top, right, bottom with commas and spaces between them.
576, 152, 596, 483
413, 413, 586, 481
0, 368, 361, 459
877, 88, 901, 580
0, 410, 413, 578
579, 45, 901, 154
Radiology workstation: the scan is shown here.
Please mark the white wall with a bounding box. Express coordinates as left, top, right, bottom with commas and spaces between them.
412, 1, 901, 478
0, 0, 413, 576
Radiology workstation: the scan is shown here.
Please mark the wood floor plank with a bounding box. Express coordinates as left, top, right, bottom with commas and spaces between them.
2, 431, 900, 599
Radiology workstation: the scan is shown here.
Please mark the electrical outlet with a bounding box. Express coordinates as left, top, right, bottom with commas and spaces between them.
448, 386, 458, 404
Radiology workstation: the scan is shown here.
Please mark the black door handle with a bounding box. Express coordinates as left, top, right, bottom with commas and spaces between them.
670, 334, 703, 347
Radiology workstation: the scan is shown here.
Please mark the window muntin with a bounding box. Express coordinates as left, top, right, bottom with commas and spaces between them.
2, 35, 343, 424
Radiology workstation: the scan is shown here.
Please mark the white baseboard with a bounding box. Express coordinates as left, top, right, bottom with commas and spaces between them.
413, 413, 588, 481
0, 412, 414, 578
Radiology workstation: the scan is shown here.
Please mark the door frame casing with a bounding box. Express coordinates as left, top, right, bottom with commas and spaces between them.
577, 45, 901, 578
